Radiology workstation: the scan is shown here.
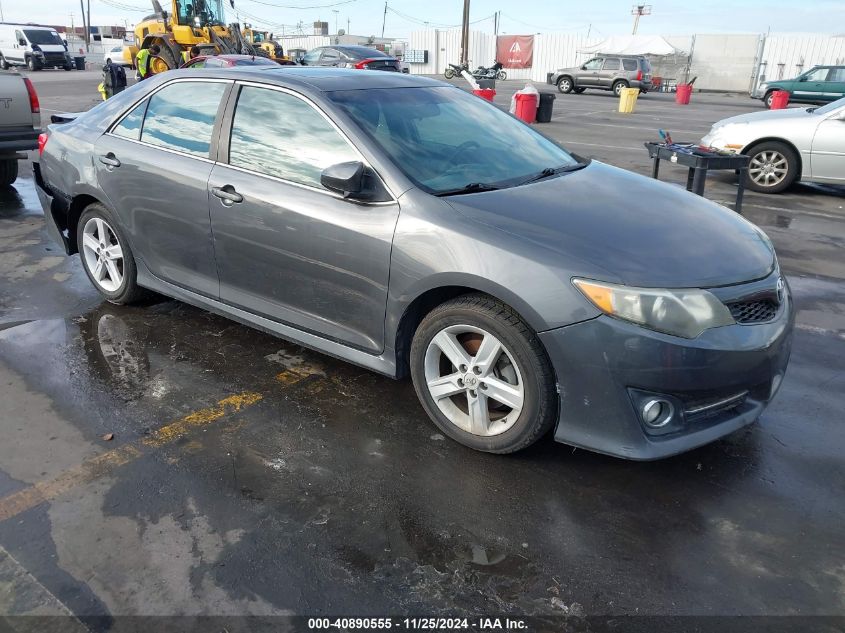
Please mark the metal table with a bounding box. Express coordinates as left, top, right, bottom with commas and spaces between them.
644, 142, 750, 214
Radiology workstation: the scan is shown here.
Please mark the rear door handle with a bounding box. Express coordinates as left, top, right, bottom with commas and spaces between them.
99, 154, 121, 168
211, 185, 243, 205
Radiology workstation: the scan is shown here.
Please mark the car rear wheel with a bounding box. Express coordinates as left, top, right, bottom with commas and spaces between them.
410, 294, 557, 453
745, 141, 798, 194
77, 203, 148, 304
0, 55, 9, 70
0, 159, 18, 187
764, 90, 778, 109
557, 76, 573, 94
612, 80, 628, 97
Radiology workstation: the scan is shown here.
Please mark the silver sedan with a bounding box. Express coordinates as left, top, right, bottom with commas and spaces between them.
701, 97, 845, 193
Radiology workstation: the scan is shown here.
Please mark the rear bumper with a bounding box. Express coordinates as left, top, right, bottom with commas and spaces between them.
0, 128, 39, 153
539, 279, 794, 460
33, 162, 71, 254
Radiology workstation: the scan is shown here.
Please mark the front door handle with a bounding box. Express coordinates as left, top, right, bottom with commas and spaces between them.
211, 185, 243, 205
99, 154, 121, 168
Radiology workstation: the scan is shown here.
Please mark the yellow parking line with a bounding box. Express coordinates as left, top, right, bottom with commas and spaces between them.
0, 363, 323, 524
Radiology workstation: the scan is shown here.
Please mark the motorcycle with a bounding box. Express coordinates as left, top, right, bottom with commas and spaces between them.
472, 61, 507, 81
443, 62, 469, 79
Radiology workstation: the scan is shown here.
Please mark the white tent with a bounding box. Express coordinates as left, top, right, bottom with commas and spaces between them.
579, 35, 685, 56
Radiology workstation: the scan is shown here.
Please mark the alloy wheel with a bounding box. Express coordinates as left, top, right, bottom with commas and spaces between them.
423, 324, 524, 437
749, 150, 788, 188
82, 217, 125, 293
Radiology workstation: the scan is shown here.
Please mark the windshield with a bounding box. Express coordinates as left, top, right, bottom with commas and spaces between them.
328, 87, 578, 194
24, 29, 63, 46
813, 96, 845, 116
176, 0, 225, 27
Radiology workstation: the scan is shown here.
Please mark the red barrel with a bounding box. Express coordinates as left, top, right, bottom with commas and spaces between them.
514, 93, 538, 123
770, 90, 790, 110
472, 88, 496, 102
675, 83, 692, 105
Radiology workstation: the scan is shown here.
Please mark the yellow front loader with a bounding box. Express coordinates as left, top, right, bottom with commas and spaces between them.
134, 0, 257, 72
242, 27, 289, 62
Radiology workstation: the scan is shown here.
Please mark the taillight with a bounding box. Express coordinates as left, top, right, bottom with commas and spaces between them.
354, 58, 375, 69
23, 77, 40, 113
38, 133, 48, 157
636, 69, 643, 81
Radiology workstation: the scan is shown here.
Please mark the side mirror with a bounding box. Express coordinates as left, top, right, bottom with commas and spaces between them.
19, 39, 26, 46
321, 161, 366, 199
798, 75, 807, 82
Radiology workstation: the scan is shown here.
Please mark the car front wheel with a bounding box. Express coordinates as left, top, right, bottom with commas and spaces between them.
77, 203, 148, 304
410, 294, 557, 453
745, 141, 798, 194
557, 77, 573, 94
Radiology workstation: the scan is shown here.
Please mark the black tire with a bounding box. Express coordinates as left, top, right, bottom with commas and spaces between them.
410, 293, 557, 454
612, 80, 628, 97
573, 87, 586, 94
63, 63, 73, 71
744, 141, 799, 194
0, 159, 18, 187
76, 203, 149, 304
444, 68, 455, 79
0, 55, 9, 70
105, 57, 112, 65
156, 45, 179, 71
27, 56, 40, 71
764, 90, 775, 109
556, 76, 573, 94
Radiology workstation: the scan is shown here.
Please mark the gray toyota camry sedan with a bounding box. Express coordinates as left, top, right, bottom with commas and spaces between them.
35, 68, 793, 460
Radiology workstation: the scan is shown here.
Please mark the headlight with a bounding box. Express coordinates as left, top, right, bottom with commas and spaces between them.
573, 278, 735, 339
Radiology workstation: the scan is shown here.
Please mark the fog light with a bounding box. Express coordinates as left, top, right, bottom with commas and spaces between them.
642, 399, 674, 428
770, 373, 783, 399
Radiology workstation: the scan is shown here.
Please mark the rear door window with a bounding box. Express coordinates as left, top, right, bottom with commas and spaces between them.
112, 100, 148, 140
622, 59, 638, 71
321, 48, 341, 64
602, 58, 621, 71
826, 68, 845, 82
140, 81, 227, 158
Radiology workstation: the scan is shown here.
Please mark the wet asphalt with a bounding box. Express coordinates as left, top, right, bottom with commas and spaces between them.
0, 70, 844, 627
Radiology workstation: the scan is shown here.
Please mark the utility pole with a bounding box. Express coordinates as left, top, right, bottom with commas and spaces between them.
87, 0, 92, 50
631, 4, 651, 35
493, 10, 499, 37
381, 1, 387, 38
332, 9, 339, 34
347, 17, 350, 34
0, 0, 4, 22
459, 0, 470, 65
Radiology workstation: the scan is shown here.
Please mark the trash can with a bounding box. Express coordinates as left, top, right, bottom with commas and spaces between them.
536, 92, 555, 123
74, 56, 86, 70
514, 92, 538, 123
675, 83, 692, 105
472, 88, 496, 102
770, 90, 790, 110
618, 87, 640, 113
477, 77, 496, 90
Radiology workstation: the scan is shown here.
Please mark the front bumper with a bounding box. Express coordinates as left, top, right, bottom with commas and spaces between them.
539, 278, 794, 460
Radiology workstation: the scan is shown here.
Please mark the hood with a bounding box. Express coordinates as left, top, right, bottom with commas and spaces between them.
712, 106, 812, 129
34, 44, 68, 53
445, 161, 774, 288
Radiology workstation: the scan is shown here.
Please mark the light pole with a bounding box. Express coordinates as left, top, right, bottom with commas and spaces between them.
332, 9, 339, 34
631, 4, 651, 35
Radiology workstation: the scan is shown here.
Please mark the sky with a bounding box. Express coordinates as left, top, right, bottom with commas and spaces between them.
4, 0, 843, 41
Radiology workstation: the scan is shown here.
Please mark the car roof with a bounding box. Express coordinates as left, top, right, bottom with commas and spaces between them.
164, 66, 446, 92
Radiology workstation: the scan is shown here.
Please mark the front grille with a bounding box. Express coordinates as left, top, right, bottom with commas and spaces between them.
727, 299, 778, 324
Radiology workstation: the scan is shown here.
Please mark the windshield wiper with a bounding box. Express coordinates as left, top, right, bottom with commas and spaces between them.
434, 182, 500, 197
517, 161, 591, 186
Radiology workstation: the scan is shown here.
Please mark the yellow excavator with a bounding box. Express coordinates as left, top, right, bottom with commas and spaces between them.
132, 0, 257, 72
242, 26, 289, 63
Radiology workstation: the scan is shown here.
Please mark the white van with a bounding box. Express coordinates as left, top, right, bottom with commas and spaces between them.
0, 23, 73, 71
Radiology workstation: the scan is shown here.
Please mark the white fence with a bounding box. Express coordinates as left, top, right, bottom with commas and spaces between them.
407, 29, 845, 93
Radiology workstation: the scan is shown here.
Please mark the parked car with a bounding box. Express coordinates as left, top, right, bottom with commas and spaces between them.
701, 96, 845, 193
755, 65, 845, 108
181, 54, 281, 68
0, 23, 73, 71
299, 45, 401, 71
35, 68, 792, 460
548, 54, 652, 96
0, 73, 40, 186
105, 45, 133, 67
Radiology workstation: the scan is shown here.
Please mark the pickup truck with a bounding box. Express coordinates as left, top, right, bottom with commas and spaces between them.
0, 73, 41, 186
